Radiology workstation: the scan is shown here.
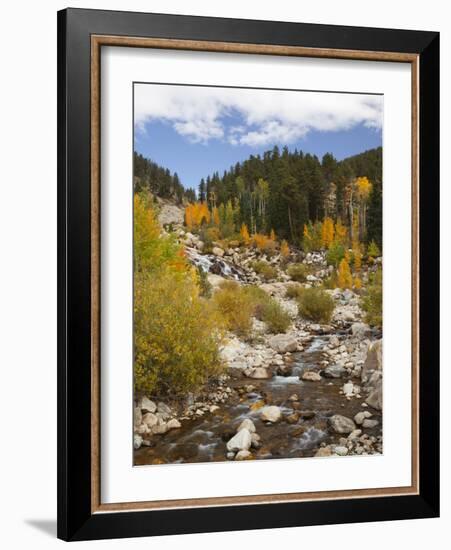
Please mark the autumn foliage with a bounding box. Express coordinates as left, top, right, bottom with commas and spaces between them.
185, 201, 211, 230
338, 258, 353, 289
134, 193, 224, 396
321, 217, 335, 248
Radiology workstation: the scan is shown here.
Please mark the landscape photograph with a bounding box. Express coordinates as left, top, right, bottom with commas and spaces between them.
132, 83, 383, 465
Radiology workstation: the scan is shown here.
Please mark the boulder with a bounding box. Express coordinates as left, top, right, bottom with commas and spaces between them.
334, 446, 349, 456
302, 371, 322, 382
142, 412, 158, 428
268, 334, 298, 353
251, 433, 262, 448
248, 367, 272, 380
342, 382, 354, 396
366, 379, 383, 410
133, 434, 143, 450
151, 423, 168, 435
261, 405, 282, 423
354, 411, 372, 425
166, 418, 182, 430
351, 322, 371, 339
235, 450, 252, 460
329, 414, 356, 434
286, 412, 300, 424
322, 364, 346, 379
329, 335, 340, 348
157, 402, 172, 418
212, 246, 224, 257
237, 418, 256, 433
139, 396, 157, 413
226, 428, 252, 452
362, 339, 383, 385
362, 418, 379, 429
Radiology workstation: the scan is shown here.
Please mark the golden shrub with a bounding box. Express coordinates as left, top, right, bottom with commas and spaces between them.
134, 268, 225, 396
212, 282, 254, 338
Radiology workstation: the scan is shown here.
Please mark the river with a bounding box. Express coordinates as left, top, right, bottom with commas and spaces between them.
134, 335, 382, 465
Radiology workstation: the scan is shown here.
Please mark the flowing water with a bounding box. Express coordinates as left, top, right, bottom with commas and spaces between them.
134, 337, 382, 466
185, 247, 247, 281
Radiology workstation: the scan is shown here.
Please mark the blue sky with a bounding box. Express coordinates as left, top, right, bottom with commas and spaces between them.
134, 84, 383, 190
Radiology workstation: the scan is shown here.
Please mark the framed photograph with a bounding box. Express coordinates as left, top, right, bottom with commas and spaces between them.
57, 8, 439, 541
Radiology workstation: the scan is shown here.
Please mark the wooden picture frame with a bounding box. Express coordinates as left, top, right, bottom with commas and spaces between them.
57, 8, 439, 541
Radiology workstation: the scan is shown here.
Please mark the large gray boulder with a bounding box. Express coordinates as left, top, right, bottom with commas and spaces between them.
139, 396, 157, 413
247, 367, 272, 380
366, 379, 383, 410
260, 405, 282, 423
361, 339, 382, 385
237, 418, 256, 433
142, 412, 158, 427
227, 428, 252, 452
329, 414, 356, 434
268, 334, 298, 353
322, 364, 346, 378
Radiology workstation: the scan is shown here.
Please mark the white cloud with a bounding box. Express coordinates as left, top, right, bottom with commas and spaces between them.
134, 84, 383, 147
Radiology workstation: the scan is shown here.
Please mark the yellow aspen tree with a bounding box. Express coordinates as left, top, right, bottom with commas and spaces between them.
321, 217, 335, 248
270, 228, 276, 242
240, 223, 250, 245
335, 219, 347, 245
356, 176, 372, 201
353, 276, 362, 290
338, 258, 353, 289
353, 245, 362, 271
280, 240, 290, 259
212, 206, 220, 226
184, 203, 193, 230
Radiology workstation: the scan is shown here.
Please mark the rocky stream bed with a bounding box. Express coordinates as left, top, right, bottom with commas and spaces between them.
134, 213, 383, 465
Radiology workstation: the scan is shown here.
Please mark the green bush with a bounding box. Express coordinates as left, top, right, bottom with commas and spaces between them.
326, 241, 345, 267
259, 300, 291, 333
287, 263, 309, 282
285, 283, 304, 299
250, 260, 278, 281
212, 282, 255, 338
297, 287, 335, 323
362, 268, 382, 327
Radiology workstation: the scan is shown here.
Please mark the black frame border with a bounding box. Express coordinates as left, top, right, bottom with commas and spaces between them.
57, 8, 439, 541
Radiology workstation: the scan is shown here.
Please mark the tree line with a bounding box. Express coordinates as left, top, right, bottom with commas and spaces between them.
134, 146, 382, 248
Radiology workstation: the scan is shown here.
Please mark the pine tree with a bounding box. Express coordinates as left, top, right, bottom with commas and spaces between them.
367, 180, 382, 249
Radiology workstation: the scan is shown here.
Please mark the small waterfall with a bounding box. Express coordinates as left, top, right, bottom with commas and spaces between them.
185, 247, 246, 281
